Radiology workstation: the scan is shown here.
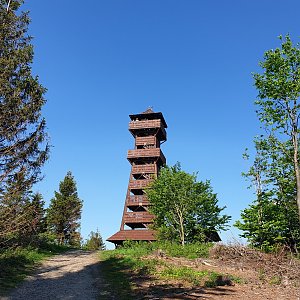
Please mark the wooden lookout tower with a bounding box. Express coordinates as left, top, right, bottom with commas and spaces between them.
107, 108, 167, 246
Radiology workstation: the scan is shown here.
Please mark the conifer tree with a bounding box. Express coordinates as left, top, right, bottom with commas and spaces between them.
46, 172, 83, 245
26, 192, 46, 242
84, 229, 106, 250
0, 0, 49, 197
0, 174, 30, 246
0, 175, 46, 247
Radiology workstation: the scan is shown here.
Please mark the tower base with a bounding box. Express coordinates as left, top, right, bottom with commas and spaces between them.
107, 229, 156, 246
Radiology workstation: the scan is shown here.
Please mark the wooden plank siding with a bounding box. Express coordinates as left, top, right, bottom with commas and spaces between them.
129, 119, 161, 130
129, 119, 167, 141
107, 110, 167, 245
129, 179, 153, 189
127, 148, 166, 164
107, 230, 156, 242
123, 212, 154, 223
126, 195, 150, 206
131, 164, 156, 174
128, 148, 160, 158
135, 136, 157, 146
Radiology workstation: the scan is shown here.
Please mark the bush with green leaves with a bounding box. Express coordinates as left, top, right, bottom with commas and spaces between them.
146, 163, 231, 245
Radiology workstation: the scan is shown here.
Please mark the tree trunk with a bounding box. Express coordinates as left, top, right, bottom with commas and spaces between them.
180, 220, 185, 246
294, 156, 300, 221
292, 129, 300, 221
178, 214, 185, 246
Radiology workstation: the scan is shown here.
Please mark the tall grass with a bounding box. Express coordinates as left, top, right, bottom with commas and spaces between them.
121, 240, 213, 258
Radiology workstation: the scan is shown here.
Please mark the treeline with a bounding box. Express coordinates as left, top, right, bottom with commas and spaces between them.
1, 1, 299, 255
0, 171, 83, 249
0, 1, 105, 251
0, 0, 49, 249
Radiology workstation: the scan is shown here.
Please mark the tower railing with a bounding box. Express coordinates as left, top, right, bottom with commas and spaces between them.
123, 211, 154, 223
131, 164, 156, 174
129, 119, 166, 139
129, 179, 153, 189
127, 148, 166, 163
129, 119, 161, 130
126, 195, 150, 205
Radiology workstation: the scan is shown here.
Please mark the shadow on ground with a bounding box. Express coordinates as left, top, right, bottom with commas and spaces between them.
0, 252, 36, 294
2, 251, 108, 300
99, 255, 237, 300
2, 251, 237, 300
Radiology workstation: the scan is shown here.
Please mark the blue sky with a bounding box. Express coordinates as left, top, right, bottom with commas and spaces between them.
22, 0, 300, 248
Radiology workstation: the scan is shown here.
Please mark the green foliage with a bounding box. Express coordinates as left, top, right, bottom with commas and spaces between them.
236, 36, 300, 252
120, 240, 212, 259
204, 272, 240, 287
159, 265, 208, 285
0, 245, 68, 296
253, 35, 300, 219
237, 139, 300, 252
0, 0, 49, 249
0, 248, 48, 295
118, 240, 154, 257
269, 275, 282, 285
46, 172, 83, 246
100, 251, 136, 299
235, 190, 300, 252
0, 0, 49, 197
0, 187, 47, 248
160, 242, 212, 259
83, 229, 106, 250
146, 163, 231, 245
100, 242, 238, 298
253, 35, 300, 128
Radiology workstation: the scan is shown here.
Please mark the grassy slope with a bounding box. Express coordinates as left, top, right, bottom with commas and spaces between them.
99, 242, 239, 299
0, 245, 69, 296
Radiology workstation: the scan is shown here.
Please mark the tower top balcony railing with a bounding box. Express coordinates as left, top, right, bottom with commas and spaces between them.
129, 119, 161, 130
129, 119, 167, 141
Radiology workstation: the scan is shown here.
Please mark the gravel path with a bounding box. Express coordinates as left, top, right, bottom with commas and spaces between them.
2, 250, 103, 300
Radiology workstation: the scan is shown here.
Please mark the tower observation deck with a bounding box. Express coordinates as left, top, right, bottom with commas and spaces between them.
107, 108, 167, 246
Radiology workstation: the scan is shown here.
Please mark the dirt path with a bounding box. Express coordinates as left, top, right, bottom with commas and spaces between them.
2, 250, 103, 300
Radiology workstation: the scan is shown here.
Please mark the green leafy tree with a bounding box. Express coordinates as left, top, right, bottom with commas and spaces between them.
253, 35, 300, 219
236, 35, 300, 252
46, 172, 83, 245
235, 136, 300, 252
84, 229, 106, 250
0, 0, 49, 197
146, 163, 231, 245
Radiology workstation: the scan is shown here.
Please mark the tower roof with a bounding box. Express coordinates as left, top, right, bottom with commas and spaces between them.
142, 107, 154, 114
129, 108, 168, 128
